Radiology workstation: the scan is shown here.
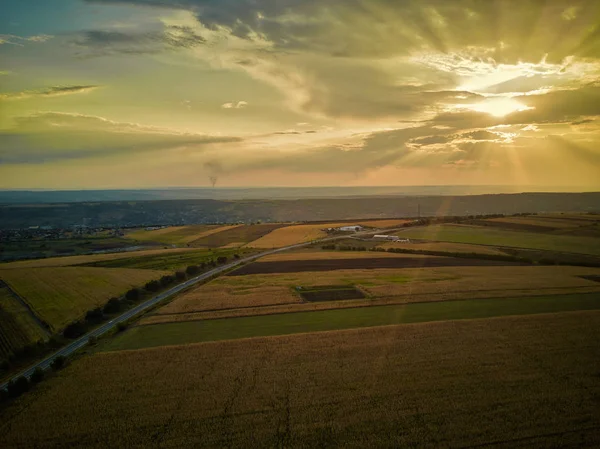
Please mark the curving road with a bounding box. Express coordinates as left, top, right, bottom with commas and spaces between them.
0, 225, 412, 390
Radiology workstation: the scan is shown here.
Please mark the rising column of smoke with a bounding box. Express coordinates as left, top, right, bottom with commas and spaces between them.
204, 160, 225, 188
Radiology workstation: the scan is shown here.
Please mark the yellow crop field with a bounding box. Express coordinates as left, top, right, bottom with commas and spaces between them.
2, 312, 599, 447
0, 267, 169, 331
157, 285, 301, 315
144, 265, 600, 324
378, 241, 505, 255
0, 247, 200, 269
126, 225, 239, 245
247, 223, 346, 248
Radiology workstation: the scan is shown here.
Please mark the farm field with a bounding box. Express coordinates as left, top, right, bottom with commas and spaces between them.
0, 247, 201, 269
247, 223, 347, 248
192, 223, 287, 248
399, 224, 600, 255
258, 249, 486, 261
105, 292, 600, 350
229, 255, 523, 276
4, 312, 597, 448
484, 216, 586, 229
125, 225, 238, 245
157, 284, 302, 315
0, 286, 48, 359
377, 240, 507, 255
143, 265, 600, 323
78, 248, 248, 270
0, 267, 169, 332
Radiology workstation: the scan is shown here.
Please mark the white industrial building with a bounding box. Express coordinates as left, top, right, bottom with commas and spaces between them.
337, 225, 365, 232
373, 235, 410, 242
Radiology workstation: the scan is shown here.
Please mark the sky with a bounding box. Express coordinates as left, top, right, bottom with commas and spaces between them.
0, 0, 599, 190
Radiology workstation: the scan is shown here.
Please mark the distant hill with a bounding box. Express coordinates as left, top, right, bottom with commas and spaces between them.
0, 192, 598, 229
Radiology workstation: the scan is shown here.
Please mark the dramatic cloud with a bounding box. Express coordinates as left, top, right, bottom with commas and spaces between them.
72, 25, 205, 56
0, 112, 241, 164
1, 0, 599, 188
0, 85, 101, 101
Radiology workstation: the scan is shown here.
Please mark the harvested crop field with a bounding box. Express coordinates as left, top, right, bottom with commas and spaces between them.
298, 285, 365, 302
126, 225, 238, 245
146, 266, 600, 323
0, 267, 169, 331
259, 250, 427, 261
229, 255, 524, 275
0, 248, 201, 269
78, 248, 247, 270
108, 292, 600, 350
6, 312, 598, 448
157, 285, 302, 315
378, 241, 505, 255
399, 224, 600, 255
247, 223, 345, 248
192, 224, 286, 248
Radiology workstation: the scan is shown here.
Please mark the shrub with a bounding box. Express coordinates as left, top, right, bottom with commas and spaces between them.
234, 253, 241, 259
125, 288, 142, 302
30, 367, 44, 384
160, 275, 175, 287
217, 256, 228, 264
144, 280, 161, 292
186, 265, 200, 276
88, 335, 98, 346
117, 322, 128, 332
63, 321, 87, 339
0, 359, 10, 371
103, 298, 122, 314
7, 376, 30, 397
85, 307, 104, 324
175, 271, 186, 281
51, 356, 66, 371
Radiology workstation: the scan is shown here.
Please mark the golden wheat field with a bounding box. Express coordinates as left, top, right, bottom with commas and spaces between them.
2, 312, 599, 448
0, 247, 200, 269
0, 267, 169, 331
246, 223, 348, 247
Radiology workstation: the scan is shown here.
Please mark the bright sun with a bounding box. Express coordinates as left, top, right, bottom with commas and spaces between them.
468, 98, 533, 117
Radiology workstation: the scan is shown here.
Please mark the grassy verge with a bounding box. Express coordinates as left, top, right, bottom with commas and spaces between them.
104, 292, 600, 351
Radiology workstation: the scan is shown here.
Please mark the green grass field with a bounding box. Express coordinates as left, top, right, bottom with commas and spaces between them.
400, 224, 600, 255
79, 248, 250, 270
104, 292, 600, 351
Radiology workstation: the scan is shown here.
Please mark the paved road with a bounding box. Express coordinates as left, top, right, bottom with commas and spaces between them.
0, 225, 411, 390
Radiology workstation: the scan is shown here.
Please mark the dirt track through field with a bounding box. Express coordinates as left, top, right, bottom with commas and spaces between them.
228, 256, 525, 276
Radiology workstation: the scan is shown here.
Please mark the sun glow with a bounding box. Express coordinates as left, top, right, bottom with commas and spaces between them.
467, 98, 533, 117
